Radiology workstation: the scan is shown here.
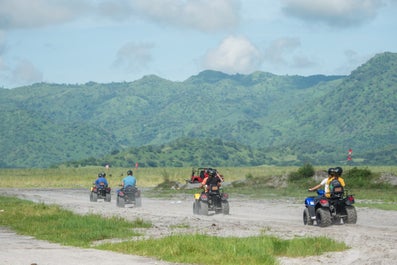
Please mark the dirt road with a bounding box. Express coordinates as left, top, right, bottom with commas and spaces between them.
1, 188, 397, 265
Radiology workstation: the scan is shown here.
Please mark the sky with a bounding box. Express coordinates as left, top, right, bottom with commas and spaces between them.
0, 0, 396, 88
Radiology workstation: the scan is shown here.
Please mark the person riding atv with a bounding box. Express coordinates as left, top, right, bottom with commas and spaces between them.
308, 167, 345, 198
199, 168, 223, 193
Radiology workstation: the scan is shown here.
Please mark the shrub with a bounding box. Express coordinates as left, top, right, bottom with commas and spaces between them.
289, 163, 315, 182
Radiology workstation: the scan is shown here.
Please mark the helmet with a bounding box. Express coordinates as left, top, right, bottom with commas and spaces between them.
327, 168, 335, 176
207, 168, 216, 176
98, 173, 103, 178
334, 167, 343, 176
127, 170, 133, 175
102, 172, 106, 178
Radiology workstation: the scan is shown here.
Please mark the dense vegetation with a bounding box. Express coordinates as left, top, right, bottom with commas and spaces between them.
1, 52, 396, 168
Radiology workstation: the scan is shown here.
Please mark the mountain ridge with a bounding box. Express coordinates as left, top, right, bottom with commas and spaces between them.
1, 52, 396, 167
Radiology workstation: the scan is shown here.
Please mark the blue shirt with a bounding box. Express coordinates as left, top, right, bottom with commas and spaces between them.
95, 177, 108, 187
123, 175, 136, 187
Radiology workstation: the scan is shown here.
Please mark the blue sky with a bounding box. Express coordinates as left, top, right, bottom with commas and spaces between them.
0, 0, 396, 88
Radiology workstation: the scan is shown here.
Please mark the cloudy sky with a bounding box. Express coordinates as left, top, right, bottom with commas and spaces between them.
0, 0, 396, 88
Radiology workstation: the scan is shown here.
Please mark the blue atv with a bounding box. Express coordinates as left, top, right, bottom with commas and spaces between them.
303, 189, 357, 227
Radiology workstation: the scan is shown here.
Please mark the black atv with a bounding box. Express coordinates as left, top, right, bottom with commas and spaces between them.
116, 186, 142, 208
303, 189, 357, 227
193, 184, 229, 215
90, 183, 111, 202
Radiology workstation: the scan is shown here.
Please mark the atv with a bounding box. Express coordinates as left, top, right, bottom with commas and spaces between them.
90, 183, 111, 202
303, 189, 357, 227
193, 184, 229, 215
116, 186, 142, 208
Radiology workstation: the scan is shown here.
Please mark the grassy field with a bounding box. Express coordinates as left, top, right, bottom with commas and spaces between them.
1, 165, 396, 209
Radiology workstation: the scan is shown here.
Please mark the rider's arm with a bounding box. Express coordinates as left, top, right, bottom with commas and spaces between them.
308, 183, 322, 191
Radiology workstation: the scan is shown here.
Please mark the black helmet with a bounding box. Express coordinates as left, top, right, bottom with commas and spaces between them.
334, 167, 343, 176
207, 168, 216, 176
98, 172, 103, 178
102, 172, 106, 178
327, 168, 335, 175
127, 170, 133, 175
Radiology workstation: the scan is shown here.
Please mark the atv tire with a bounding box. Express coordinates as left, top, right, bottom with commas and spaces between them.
105, 193, 111, 202
316, 208, 332, 227
303, 208, 314, 225
344, 206, 357, 224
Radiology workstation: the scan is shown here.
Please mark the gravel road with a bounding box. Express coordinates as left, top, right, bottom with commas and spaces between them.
1, 188, 397, 265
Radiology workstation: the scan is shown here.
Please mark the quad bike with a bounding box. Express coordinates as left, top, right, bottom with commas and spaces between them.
116, 186, 142, 208
303, 189, 357, 227
193, 184, 229, 215
90, 183, 111, 202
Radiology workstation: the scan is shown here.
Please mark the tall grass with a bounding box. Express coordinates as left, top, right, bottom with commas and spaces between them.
0, 196, 151, 247
97, 234, 347, 265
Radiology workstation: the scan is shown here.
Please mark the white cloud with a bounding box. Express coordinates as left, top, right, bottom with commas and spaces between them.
0, 0, 90, 29
113, 42, 154, 72
281, 0, 384, 27
0, 59, 43, 88
129, 0, 240, 32
264, 37, 301, 65
202, 35, 262, 74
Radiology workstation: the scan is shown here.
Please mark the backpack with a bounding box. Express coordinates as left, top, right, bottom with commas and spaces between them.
329, 178, 344, 198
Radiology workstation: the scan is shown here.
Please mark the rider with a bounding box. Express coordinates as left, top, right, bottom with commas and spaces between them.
121, 170, 136, 189
308, 167, 345, 198
309, 168, 335, 197
95, 172, 108, 188
200, 168, 222, 193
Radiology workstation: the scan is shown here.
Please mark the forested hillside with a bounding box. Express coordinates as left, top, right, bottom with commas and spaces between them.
1, 52, 396, 168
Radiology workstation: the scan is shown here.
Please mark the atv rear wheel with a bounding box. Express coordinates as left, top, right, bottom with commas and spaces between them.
316, 208, 332, 227
344, 206, 357, 224
303, 208, 313, 225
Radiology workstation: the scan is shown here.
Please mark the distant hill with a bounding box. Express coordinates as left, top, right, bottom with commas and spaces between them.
1, 52, 396, 167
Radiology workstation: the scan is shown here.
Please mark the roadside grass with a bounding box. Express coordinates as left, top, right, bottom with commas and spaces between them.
96, 234, 348, 265
0, 196, 151, 248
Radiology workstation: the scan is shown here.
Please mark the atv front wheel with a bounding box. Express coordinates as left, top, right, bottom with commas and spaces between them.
105, 193, 111, 202
303, 208, 314, 225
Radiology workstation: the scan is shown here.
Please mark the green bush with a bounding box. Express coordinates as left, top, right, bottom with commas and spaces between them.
289, 163, 315, 182
344, 167, 379, 188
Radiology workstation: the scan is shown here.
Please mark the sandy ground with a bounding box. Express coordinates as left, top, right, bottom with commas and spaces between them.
1, 188, 397, 265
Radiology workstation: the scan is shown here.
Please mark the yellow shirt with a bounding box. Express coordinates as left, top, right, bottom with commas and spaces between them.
325, 176, 345, 198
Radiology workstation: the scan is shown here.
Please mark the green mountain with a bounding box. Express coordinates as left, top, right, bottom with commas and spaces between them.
1, 52, 396, 167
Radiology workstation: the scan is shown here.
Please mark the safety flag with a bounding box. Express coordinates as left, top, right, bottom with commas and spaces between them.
347, 149, 352, 161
